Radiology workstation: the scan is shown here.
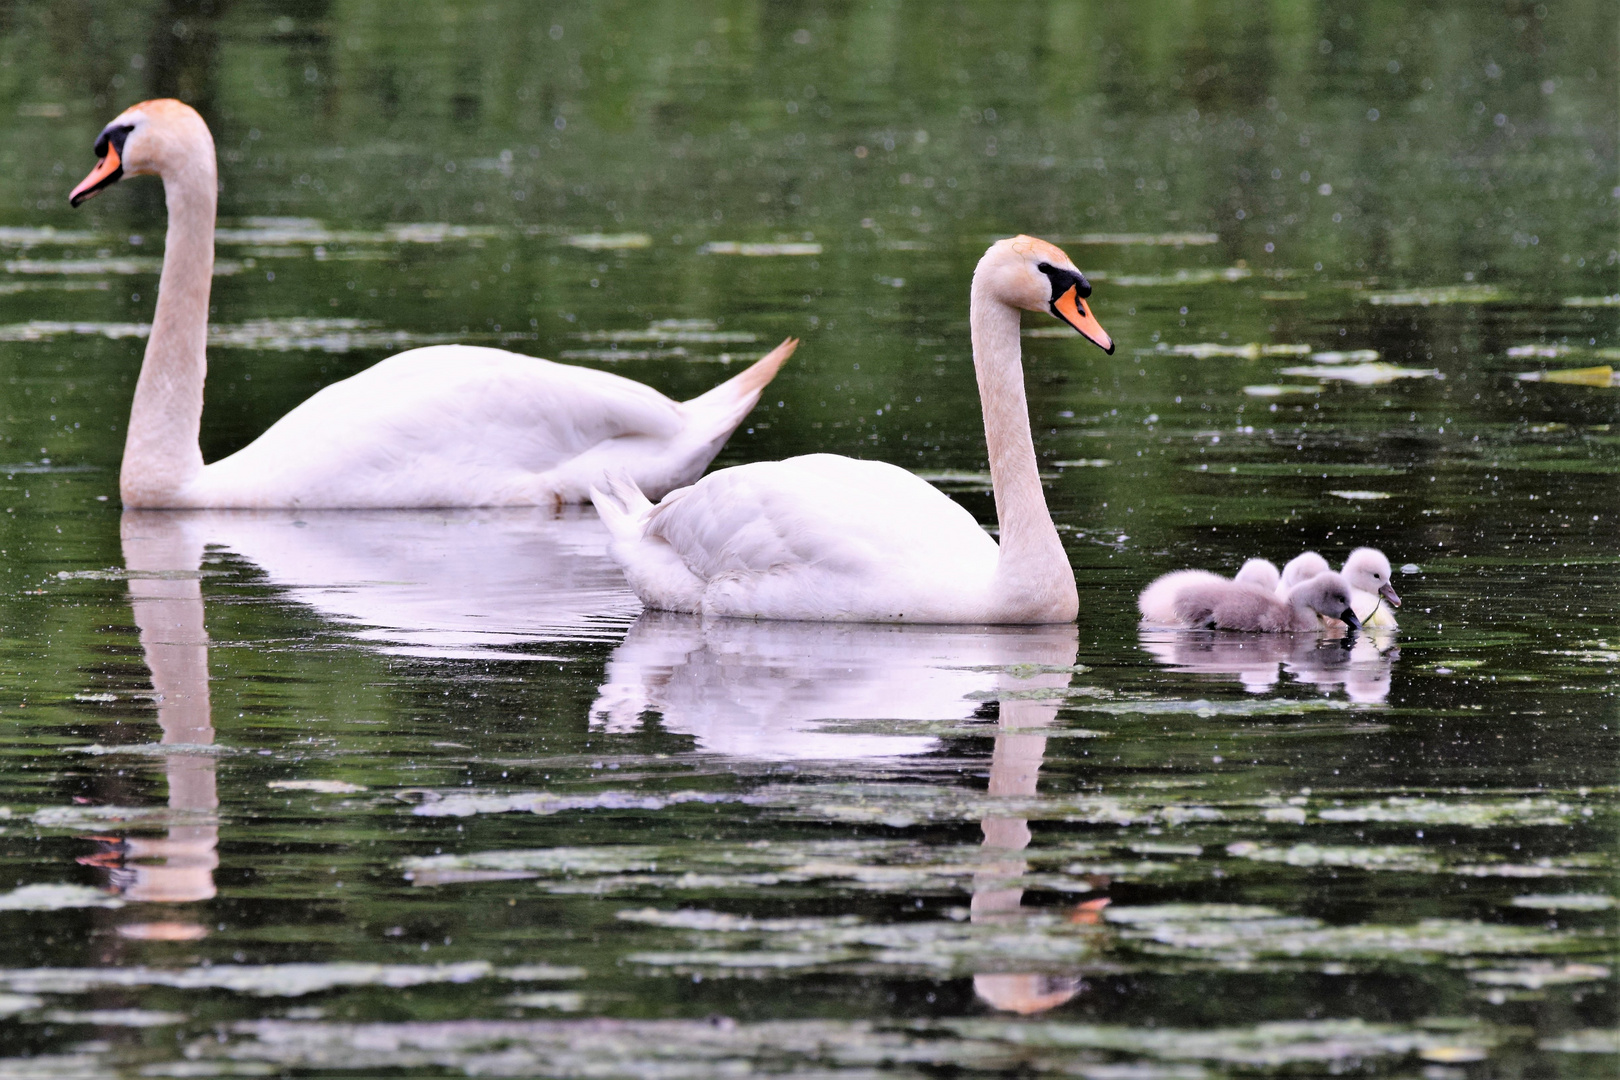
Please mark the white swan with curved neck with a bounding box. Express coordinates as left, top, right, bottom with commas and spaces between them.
69, 99, 791, 509
590, 235, 1113, 624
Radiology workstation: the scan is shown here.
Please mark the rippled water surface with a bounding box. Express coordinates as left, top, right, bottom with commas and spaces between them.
0, 2, 1615, 1075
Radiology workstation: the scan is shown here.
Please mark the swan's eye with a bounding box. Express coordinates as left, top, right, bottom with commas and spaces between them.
93, 123, 134, 161
1037, 262, 1091, 301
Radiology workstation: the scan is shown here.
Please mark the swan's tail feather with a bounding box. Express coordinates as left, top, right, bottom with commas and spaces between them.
680, 337, 797, 433
589, 473, 654, 543
590, 475, 707, 615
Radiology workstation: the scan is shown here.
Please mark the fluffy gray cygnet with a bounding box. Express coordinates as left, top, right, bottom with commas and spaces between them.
1233, 558, 1281, 592
1140, 570, 1362, 632
1278, 551, 1333, 594
1279, 547, 1401, 628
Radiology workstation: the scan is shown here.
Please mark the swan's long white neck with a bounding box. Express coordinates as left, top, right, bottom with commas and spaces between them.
969, 275, 1077, 621
122, 132, 216, 506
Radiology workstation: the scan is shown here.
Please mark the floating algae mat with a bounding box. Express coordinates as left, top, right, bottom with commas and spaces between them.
0, 4, 1614, 1077
1516, 365, 1620, 388
87, 1015, 1513, 1076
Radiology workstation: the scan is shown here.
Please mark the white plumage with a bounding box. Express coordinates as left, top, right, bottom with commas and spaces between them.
69, 98, 788, 508
592, 235, 1115, 624
188, 342, 792, 508
597, 455, 999, 622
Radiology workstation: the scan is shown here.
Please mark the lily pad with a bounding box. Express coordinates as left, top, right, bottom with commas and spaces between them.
563, 233, 650, 250
1111, 268, 1255, 287
1508, 894, 1615, 911
1539, 1029, 1620, 1053
1243, 384, 1322, 397
0, 962, 499, 998
699, 241, 821, 256
1071, 231, 1220, 245
0, 885, 122, 912
1366, 285, 1505, 305
158, 1014, 1508, 1076
1515, 366, 1618, 387
1278, 362, 1441, 384
38, 1008, 189, 1027
1165, 341, 1309, 359
0, 994, 42, 1018
267, 779, 368, 794
1468, 963, 1611, 989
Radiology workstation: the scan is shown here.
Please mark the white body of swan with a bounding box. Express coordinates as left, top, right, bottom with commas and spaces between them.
69, 99, 789, 508
591, 235, 1114, 624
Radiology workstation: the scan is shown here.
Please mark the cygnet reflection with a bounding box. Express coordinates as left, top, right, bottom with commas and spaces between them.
1139, 628, 1399, 703
591, 613, 1079, 761
136, 508, 639, 660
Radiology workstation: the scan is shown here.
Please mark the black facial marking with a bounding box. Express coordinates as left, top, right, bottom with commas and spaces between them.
1038, 261, 1092, 301
93, 123, 133, 162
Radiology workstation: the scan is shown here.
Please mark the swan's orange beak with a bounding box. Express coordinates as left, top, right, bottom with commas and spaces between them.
1052, 286, 1114, 354
69, 142, 123, 207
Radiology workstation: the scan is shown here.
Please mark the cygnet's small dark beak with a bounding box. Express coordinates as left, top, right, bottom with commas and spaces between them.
1339, 608, 1362, 631
1379, 582, 1401, 607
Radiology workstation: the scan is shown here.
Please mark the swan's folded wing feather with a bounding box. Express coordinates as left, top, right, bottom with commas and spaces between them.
291, 346, 684, 463
647, 455, 996, 582
198, 347, 688, 504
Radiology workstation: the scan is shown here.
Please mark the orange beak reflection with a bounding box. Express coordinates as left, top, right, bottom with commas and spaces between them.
1052, 286, 1113, 354
69, 142, 123, 207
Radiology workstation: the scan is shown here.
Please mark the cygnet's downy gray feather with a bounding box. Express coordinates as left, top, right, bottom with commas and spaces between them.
1144, 570, 1361, 632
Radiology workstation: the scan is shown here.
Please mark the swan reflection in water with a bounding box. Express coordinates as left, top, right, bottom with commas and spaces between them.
106, 510, 1094, 1011
145, 507, 638, 659
1139, 628, 1399, 703
81, 513, 222, 937
96, 508, 641, 930
592, 614, 1096, 1014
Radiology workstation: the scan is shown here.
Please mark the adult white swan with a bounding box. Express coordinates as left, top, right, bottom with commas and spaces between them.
591, 235, 1113, 623
68, 99, 792, 508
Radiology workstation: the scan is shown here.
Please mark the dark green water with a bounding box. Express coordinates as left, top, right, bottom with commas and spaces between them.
0, 1, 1615, 1075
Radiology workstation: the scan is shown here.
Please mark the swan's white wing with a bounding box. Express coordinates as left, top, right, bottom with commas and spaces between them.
195, 346, 685, 507
646, 454, 1000, 621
